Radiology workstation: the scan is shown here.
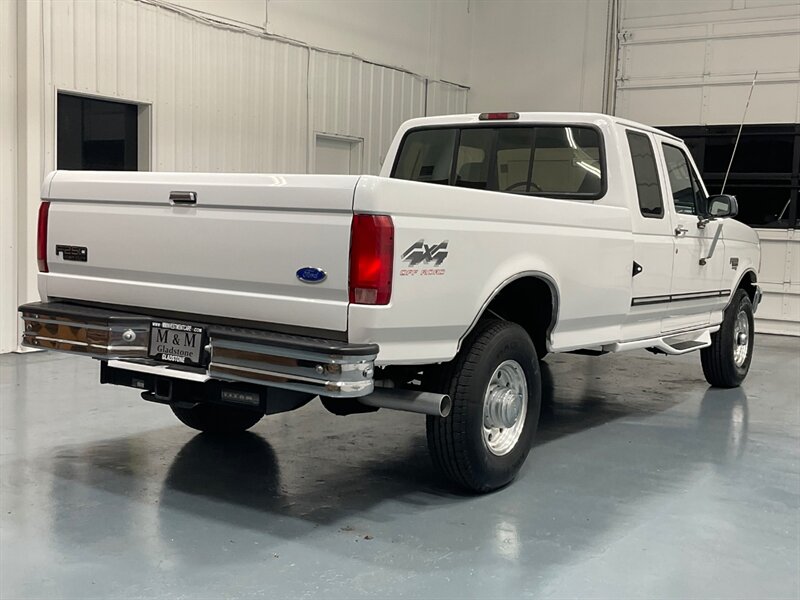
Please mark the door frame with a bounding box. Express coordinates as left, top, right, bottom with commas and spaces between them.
312, 132, 364, 175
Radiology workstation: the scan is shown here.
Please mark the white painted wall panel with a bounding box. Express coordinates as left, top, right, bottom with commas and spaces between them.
167, 0, 267, 29
626, 41, 707, 78
617, 1, 800, 126
616, 87, 705, 126
426, 81, 469, 117
309, 51, 427, 175
468, 0, 609, 113
265, 0, 473, 84
0, 0, 18, 353
756, 230, 800, 335
47, 0, 310, 177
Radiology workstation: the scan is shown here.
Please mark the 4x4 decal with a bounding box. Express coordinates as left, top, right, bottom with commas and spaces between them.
401, 240, 448, 266
400, 240, 448, 277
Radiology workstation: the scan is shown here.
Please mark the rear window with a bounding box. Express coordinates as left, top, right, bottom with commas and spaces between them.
392, 125, 605, 199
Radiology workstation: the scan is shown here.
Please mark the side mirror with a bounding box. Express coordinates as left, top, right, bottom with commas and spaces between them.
705, 194, 738, 219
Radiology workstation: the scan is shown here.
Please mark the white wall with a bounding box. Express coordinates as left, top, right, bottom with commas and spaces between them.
167, 0, 473, 84
757, 230, 800, 335
266, 0, 473, 84
468, 0, 611, 112
0, 0, 468, 353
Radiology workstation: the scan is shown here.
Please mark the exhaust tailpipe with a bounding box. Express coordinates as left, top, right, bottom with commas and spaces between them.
358, 388, 451, 417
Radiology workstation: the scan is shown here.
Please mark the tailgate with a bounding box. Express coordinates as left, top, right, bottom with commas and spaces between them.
41, 171, 358, 332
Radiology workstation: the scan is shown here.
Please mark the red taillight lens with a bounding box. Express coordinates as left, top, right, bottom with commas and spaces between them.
37, 201, 50, 273
349, 214, 394, 305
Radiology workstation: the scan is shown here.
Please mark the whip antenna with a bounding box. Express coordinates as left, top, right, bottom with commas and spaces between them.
721, 71, 758, 195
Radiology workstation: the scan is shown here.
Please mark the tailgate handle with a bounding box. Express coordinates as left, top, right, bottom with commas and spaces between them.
169, 191, 197, 205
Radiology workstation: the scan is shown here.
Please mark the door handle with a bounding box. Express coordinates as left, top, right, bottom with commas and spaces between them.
674, 225, 688, 237
169, 191, 197, 205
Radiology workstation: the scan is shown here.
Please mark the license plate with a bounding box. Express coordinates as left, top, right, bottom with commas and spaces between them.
148, 321, 206, 366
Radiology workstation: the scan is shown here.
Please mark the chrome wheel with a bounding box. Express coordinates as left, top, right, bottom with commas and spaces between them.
482, 360, 528, 456
733, 310, 750, 367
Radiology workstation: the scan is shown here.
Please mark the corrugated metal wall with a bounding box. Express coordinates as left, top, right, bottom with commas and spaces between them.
0, 0, 469, 353
47, 0, 308, 174
43, 0, 468, 176
309, 51, 424, 175
615, 0, 800, 336
426, 80, 470, 116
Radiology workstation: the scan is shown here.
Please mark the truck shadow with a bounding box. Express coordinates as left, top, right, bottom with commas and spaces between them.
45, 356, 749, 557
39, 357, 748, 569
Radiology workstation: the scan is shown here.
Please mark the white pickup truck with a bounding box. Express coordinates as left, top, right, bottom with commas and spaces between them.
20, 112, 761, 492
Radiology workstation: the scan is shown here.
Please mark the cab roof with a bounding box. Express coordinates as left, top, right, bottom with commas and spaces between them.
398, 112, 682, 143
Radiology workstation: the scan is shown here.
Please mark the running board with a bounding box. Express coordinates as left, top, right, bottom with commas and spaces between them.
604, 329, 713, 356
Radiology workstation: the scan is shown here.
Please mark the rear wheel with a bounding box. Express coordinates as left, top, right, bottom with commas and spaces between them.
701, 289, 754, 388
171, 402, 263, 434
426, 319, 541, 493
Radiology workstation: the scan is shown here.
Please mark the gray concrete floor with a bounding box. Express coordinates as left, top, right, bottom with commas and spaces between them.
1, 335, 798, 599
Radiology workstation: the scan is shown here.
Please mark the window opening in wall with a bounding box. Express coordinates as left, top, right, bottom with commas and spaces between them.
57, 93, 142, 171
661, 124, 799, 229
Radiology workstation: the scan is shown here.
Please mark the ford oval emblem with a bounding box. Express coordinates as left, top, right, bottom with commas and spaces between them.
296, 267, 327, 284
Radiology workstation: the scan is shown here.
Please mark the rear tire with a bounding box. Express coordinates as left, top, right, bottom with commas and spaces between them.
426, 319, 541, 493
701, 289, 754, 388
171, 403, 263, 433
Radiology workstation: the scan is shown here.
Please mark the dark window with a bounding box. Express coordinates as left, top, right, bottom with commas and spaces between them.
57, 93, 139, 171
392, 125, 604, 199
663, 144, 705, 215
392, 128, 456, 185
626, 131, 664, 218
661, 124, 799, 229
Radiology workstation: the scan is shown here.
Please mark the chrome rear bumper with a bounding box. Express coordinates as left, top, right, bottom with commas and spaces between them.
19, 301, 377, 398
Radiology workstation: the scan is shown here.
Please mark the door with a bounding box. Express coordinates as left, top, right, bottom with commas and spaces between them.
314, 134, 363, 174
660, 141, 726, 332
625, 129, 676, 337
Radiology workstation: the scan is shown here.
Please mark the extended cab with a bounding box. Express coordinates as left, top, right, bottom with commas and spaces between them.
20, 112, 761, 492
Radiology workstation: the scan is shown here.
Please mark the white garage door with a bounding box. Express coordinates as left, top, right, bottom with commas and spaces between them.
614, 0, 800, 336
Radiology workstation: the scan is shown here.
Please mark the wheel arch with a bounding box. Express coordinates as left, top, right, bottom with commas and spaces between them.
731, 268, 758, 305
457, 271, 560, 357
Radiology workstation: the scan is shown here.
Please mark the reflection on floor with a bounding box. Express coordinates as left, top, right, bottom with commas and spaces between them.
1, 334, 797, 599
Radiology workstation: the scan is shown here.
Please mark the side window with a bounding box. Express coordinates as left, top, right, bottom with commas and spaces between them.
393, 128, 456, 185
626, 131, 664, 218
662, 144, 705, 215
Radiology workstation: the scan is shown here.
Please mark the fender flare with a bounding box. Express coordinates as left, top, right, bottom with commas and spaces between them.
456, 270, 561, 354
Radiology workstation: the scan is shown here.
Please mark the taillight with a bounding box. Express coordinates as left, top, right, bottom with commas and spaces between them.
349, 214, 394, 305
37, 201, 50, 273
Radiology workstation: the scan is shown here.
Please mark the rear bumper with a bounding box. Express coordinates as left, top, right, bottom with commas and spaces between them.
19, 301, 378, 398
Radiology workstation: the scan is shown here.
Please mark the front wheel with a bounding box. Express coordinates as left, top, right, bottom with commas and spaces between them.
171, 402, 264, 434
426, 319, 541, 493
701, 289, 755, 388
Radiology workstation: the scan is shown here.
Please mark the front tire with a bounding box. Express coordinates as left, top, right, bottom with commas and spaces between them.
171, 403, 264, 434
426, 319, 541, 493
701, 289, 754, 388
